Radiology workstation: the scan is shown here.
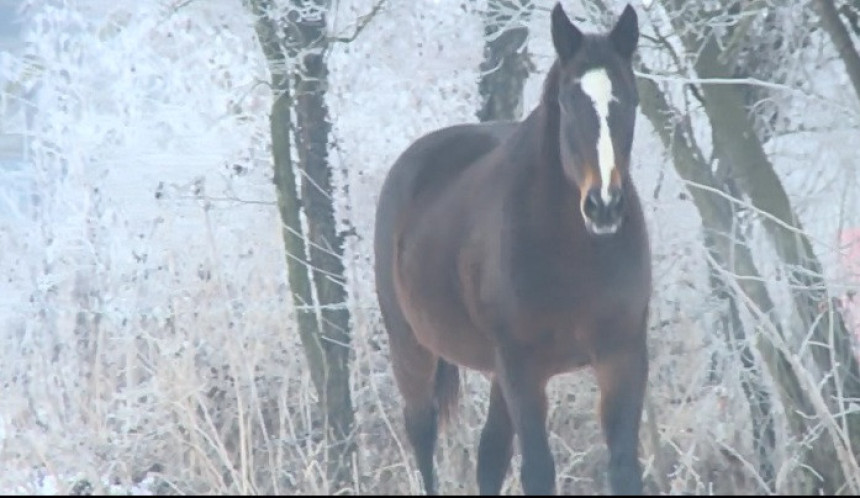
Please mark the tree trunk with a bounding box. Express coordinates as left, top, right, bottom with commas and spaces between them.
248, 0, 325, 401
650, 0, 860, 488
718, 278, 776, 491
690, 30, 860, 486
476, 0, 533, 122
638, 67, 850, 495
290, 1, 356, 490
248, 0, 355, 491
706, 248, 776, 491
668, 7, 860, 411
815, 0, 860, 105
637, 73, 784, 492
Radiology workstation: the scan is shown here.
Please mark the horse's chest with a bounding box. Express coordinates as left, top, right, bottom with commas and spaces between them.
504, 237, 649, 365
511, 242, 647, 310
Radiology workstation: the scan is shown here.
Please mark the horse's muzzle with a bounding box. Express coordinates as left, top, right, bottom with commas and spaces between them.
582, 186, 623, 235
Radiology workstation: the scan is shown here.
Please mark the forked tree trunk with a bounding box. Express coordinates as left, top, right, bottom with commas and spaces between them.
477, 0, 533, 122
290, 1, 356, 490
248, 0, 324, 395
639, 63, 857, 494
637, 74, 780, 492
647, 1, 860, 491
248, 0, 355, 491
690, 32, 860, 490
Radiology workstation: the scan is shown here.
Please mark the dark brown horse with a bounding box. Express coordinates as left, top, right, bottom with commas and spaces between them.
373, 3, 650, 495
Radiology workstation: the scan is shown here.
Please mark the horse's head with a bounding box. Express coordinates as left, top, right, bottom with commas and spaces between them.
550, 3, 639, 236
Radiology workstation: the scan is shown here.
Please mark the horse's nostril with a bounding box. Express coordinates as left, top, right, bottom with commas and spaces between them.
584, 190, 601, 217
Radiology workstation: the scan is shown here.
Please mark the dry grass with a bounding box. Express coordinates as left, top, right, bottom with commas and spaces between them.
1, 158, 856, 495
3, 157, 860, 495
0, 202, 833, 496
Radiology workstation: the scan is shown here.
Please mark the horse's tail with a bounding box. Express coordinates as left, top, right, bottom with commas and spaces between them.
434, 358, 460, 430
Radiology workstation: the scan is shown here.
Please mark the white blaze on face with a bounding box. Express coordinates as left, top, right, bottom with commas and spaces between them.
579, 68, 616, 204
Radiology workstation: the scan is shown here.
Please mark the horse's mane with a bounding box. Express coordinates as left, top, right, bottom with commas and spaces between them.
534, 60, 562, 170
540, 60, 561, 110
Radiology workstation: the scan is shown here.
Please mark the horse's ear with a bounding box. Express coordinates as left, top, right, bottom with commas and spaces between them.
610, 4, 638, 59
551, 3, 583, 62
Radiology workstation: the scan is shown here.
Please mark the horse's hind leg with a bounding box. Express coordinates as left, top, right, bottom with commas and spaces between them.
403, 388, 439, 495
594, 333, 648, 495
387, 327, 441, 494
477, 379, 513, 495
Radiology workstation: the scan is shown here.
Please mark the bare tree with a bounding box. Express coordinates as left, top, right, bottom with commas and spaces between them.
639, 0, 860, 492
637, 68, 812, 493
247, 0, 355, 490
477, 0, 534, 122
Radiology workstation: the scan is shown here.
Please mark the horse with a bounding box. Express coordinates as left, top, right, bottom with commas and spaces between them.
373, 3, 650, 495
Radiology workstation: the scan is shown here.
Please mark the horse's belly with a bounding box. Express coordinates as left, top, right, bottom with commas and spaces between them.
394, 257, 495, 371
413, 320, 495, 371
542, 340, 592, 375
398, 295, 495, 371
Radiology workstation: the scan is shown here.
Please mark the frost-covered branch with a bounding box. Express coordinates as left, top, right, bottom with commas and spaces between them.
814, 0, 860, 105
328, 0, 388, 44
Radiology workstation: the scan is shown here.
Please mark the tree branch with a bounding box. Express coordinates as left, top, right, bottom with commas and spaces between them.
814, 0, 860, 105
328, 0, 388, 44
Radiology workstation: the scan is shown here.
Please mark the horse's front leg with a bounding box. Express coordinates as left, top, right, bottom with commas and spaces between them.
477, 379, 514, 495
494, 346, 555, 495
593, 331, 648, 495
